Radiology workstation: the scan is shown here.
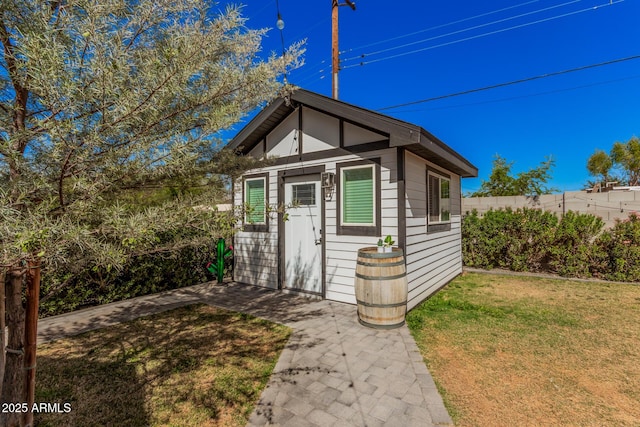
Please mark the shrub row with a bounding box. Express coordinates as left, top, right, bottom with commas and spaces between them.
462, 208, 640, 282
40, 240, 233, 317
39, 207, 639, 317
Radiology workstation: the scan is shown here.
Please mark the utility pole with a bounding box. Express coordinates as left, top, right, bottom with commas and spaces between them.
332, 0, 356, 100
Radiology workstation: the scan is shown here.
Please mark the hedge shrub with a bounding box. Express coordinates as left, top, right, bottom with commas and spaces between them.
594, 213, 640, 282
463, 208, 640, 282
463, 208, 557, 271
547, 211, 606, 277
39, 240, 232, 317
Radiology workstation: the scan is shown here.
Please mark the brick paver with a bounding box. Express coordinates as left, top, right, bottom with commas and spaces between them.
38, 281, 453, 426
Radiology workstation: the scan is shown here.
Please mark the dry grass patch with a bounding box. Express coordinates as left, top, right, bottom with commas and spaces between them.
34, 304, 290, 426
407, 272, 640, 426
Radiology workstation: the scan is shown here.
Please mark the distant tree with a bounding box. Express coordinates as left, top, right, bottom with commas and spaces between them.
0, 0, 303, 424
611, 137, 640, 186
586, 149, 613, 186
468, 155, 557, 197
586, 136, 640, 187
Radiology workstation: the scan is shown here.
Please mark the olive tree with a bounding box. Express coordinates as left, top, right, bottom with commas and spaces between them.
0, 1, 302, 424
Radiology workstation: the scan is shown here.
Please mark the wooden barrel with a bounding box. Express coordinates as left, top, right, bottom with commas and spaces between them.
355, 247, 408, 329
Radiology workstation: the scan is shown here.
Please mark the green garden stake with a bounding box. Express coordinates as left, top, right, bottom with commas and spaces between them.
207, 238, 233, 283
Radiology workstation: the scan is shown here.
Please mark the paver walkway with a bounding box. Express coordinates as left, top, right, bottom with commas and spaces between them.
38, 282, 453, 426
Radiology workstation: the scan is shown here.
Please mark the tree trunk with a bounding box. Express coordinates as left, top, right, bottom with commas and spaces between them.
1, 268, 26, 427
22, 262, 40, 427
0, 267, 5, 398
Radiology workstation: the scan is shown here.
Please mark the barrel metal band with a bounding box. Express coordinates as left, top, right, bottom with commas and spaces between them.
355, 272, 406, 281
358, 318, 405, 329
357, 299, 406, 308
357, 259, 405, 267
357, 249, 404, 259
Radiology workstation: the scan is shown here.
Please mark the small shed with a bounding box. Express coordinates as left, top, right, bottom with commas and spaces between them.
228, 89, 477, 310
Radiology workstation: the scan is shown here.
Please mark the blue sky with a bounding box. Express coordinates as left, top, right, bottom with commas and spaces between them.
224, 0, 640, 194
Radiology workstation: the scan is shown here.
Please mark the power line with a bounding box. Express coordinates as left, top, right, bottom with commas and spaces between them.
275, 0, 286, 54
289, 17, 330, 45
274, 0, 288, 83
341, 0, 580, 63
290, 58, 328, 81
377, 54, 640, 111
295, 0, 574, 86
343, 0, 623, 69
289, 0, 624, 92
339, 0, 541, 55
386, 74, 640, 114
293, 1, 545, 86
294, 68, 329, 87
294, 1, 556, 86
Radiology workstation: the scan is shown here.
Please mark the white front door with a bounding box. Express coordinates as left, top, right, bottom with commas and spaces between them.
284, 175, 323, 294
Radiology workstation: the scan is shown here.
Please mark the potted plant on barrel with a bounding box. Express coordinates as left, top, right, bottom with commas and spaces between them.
383, 235, 394, 253
377, 238, 384, 253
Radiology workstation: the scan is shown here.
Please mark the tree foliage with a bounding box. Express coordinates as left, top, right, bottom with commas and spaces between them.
468, 155, 557, 197
586, 136, 640, 187
0, 1, 302, 420
586, 149, 613, 186
611, 137, 640, 186
0, 0, 303, 268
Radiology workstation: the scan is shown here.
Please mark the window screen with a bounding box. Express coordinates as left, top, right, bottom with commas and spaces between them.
440, 179, 450, 221
292, 183, 316, 206
342, 166, 374, 225
245, 178, 265, 223
428, 173, 451, 223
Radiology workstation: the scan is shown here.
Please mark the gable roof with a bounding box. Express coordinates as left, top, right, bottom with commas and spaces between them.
228, 89, 478, 178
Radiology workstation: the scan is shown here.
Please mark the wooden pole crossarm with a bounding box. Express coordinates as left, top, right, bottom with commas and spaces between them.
341, 1, 356, 10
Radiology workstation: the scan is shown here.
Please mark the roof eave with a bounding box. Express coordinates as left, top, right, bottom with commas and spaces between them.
227, 89, 478, 178
227, 97, 290, 152
391, 128, 478, 178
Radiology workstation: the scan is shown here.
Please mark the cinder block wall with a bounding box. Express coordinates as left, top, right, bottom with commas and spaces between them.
462, 191, 640, 228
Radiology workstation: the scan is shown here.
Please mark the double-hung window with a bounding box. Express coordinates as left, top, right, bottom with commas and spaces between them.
337, 159, 380, 236
428, 172, 451, 224
243, 174, 268, 231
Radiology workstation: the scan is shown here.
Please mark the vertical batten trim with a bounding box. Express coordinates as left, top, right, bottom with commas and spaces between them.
298, 106, 303, 155
397, 147, 407, 254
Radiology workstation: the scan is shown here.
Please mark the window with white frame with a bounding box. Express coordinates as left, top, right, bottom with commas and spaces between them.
244, 177, 266, 224
428, 172, 451, 224
341, 164, 375, 226
292, 183, 316, 206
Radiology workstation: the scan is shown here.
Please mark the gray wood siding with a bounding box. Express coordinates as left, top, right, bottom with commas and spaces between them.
233, 105, 469, 307
233, 172, 279, 289
404, 151, 463, 310
324, 149, 398, 304
232, 147, 397, 302
232, 104, 401, 301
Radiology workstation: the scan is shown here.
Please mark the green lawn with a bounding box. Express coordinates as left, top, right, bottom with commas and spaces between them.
35, 305, 290, 427
407, 272, 640, 426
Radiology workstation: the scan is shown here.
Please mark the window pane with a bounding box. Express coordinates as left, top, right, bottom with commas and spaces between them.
292, 184, 316, 205
343, 167, 374, 224
428, 175, 440, 223
428, 174, 451, 223
245, 179, 265, 223
441, 179, 450, 221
